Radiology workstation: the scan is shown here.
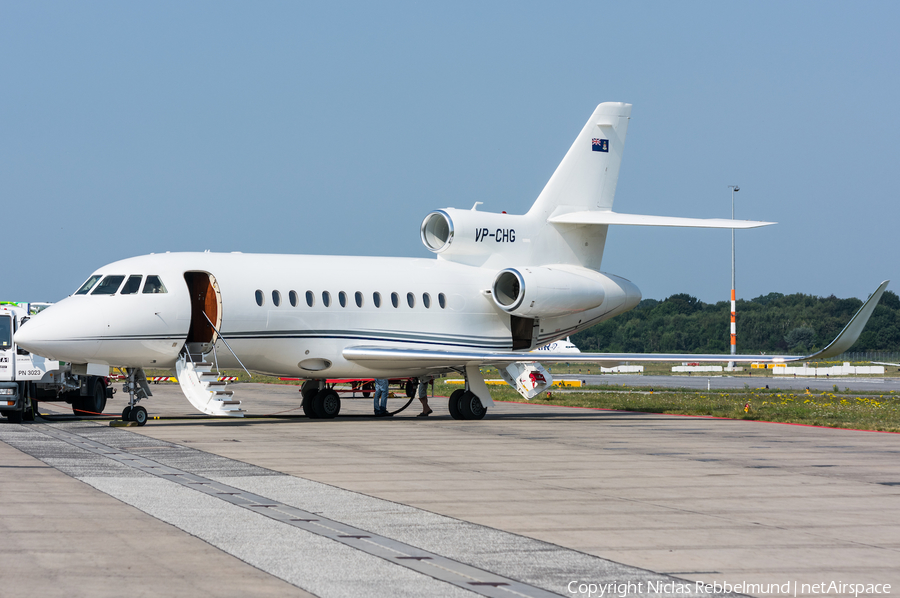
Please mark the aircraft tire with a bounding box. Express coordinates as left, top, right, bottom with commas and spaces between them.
131, 406, 148, 426
302, 398, 317, 419
362, 381, 374, 398
313, 389, 341, 419
122, 406, 132, 421
459, 391, 486, 420
301, 381, 319, 419
448, 389, 466, 420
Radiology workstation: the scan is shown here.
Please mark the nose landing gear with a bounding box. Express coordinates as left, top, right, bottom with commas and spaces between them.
122, 368, 152, 426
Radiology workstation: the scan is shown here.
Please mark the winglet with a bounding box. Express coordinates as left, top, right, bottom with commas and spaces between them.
803, 280, 889, 360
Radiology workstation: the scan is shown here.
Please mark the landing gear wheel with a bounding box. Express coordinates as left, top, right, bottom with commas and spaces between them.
405, 379, 416, 398
313, 389, 341, 419
448, 389, 466, 420
459, 391, 487, 420
131, 406, 148, 426
301, 381, 319, 419
362, 381, 374, 398
122, 406, 133, 421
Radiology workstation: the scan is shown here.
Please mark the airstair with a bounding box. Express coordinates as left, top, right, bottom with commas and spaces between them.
175, 351, 244, 417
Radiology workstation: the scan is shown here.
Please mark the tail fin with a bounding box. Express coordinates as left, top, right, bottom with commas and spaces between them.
527, 102, 632, 220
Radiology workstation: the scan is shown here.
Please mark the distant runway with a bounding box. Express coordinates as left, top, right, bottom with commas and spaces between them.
2, 384, 898, 597
573, 373, 900, 393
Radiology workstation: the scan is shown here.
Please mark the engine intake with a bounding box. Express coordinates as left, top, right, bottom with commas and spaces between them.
420, 210, 454, 253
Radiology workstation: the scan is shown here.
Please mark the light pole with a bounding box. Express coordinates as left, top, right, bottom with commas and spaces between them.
728, 185, 740, 366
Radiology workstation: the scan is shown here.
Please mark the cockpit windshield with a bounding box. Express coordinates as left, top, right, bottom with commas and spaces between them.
142, 275, 167, 294
120, 275, 143, 295
75, 275, 102, 295
91, 275, 126, 295
0, 315, 11, 350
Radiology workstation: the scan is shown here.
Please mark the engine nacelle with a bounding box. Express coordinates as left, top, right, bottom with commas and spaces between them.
491, 265, 613, 318
421, 209, 530, 258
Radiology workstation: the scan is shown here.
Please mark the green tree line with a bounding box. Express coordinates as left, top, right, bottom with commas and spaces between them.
572, 290, 900, 354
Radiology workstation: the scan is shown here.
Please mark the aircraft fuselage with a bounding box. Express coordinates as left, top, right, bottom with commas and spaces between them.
16, 252, 640, 378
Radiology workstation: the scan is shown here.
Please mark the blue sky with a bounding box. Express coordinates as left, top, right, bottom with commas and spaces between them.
3, 1, 898, 304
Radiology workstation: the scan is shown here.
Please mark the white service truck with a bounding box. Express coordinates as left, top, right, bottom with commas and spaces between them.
0, 302, 113, 423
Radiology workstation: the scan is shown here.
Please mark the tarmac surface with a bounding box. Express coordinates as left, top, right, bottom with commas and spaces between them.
2, 381, 899, 597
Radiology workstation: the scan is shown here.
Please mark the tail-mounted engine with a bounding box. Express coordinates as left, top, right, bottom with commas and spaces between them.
491, 265, 611, 318
421, 209, 531, 262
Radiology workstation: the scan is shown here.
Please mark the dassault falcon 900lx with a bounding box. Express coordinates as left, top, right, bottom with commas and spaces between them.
14, 102, 889, 423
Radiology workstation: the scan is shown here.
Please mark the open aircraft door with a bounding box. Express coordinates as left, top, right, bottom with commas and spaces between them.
183, 271, 223, 356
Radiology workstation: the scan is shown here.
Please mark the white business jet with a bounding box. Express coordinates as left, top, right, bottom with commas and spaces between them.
14, 102, 889, 424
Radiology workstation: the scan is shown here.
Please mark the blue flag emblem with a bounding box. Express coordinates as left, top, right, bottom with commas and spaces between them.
592, 138, 609, 152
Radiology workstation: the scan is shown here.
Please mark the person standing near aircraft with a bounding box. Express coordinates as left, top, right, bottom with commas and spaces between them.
373, 378, 390, 416
416, 377, 433, 417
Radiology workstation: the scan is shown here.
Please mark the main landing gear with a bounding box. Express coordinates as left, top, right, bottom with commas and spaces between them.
448, 388, 487, 420
301, 380, 341, 419
122, 368, 152, 426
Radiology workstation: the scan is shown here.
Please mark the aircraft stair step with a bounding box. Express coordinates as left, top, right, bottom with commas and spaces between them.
175, 354, 244, 418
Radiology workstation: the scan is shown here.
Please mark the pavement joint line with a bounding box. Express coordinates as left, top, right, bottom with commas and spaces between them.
31, 423, 565, 598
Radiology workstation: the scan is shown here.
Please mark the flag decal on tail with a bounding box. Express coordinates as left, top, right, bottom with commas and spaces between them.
592, 138, 609, 152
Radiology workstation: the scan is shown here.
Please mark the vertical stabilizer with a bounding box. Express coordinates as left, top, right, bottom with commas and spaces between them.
527, 102, 631, 220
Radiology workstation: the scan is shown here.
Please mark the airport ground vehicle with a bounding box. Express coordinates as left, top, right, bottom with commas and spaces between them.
0, 302, 113, 422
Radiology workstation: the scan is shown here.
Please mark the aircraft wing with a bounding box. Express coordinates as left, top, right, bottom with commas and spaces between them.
344, 281, 889, 369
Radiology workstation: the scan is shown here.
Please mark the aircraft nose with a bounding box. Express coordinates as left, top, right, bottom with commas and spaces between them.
14, 301, 99, 361
13, 314, 49, 353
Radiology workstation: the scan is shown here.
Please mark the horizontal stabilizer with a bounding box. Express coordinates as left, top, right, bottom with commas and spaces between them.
548, 211, 775, 229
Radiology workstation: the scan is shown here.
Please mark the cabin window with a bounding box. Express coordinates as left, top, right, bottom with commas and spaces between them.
92, 275, 125, 295
355, 291, 363, 308
0, 315, 11, 350
391, 292, 399, 308
143, 275, 168, 294
322, 291, 331, 307
75, 275, 102, 295
423, 293, 431, 308
272, 290, 281, 307
438, 293, 446, 309
289, 290, 298, 307
407, 292, 415, 308
255, 290, 264, 306
306, 290, 315, 307
373, 292, 381, 308
339, 291, 347, 307
120, 275, 143, 295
